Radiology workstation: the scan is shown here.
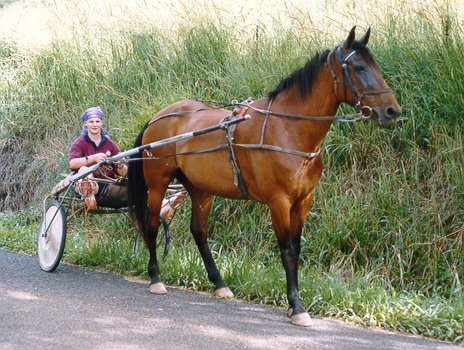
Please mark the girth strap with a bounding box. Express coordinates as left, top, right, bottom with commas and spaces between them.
220, 113, 250, 198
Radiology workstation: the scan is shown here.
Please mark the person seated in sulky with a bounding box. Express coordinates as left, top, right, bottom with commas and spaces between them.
69, 106, 127, 209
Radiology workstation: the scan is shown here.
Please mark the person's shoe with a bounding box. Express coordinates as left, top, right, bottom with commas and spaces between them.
84, 195, 97, 210
160, 192, 185, 220
77, 178, 98, 196
77, 178, 98, 210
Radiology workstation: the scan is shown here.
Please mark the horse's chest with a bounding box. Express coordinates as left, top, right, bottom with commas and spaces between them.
293, 156, 324, 193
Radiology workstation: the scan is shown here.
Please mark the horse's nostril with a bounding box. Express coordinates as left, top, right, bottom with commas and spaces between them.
386, 106, 398, 118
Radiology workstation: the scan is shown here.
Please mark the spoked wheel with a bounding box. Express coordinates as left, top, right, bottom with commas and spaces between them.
38, 199, 67, 272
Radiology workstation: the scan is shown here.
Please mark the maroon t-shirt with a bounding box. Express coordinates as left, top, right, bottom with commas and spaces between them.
69, 134, 121, 179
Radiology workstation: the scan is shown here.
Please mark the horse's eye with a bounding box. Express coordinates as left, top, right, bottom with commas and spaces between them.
354, 65, 366, 72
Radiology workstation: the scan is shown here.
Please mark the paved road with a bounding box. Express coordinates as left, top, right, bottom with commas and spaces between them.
0, 249, 460, 350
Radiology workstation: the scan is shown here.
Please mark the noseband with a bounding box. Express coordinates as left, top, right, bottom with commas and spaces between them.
327, 46, 392, 113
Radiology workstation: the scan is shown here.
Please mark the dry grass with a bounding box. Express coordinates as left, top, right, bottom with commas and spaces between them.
1, 0, 462, 52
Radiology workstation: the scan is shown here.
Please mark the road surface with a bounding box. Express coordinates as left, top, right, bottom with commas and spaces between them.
0, 249, 460, 349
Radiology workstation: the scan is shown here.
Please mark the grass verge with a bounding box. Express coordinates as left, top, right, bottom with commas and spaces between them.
0, 209, 462, 343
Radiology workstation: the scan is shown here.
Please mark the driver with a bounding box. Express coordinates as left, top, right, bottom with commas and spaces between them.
69, 106, 127, 209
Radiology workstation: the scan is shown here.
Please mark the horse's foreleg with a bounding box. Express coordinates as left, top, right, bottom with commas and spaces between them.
190, 191, 233, 298
269, 194, 314, 327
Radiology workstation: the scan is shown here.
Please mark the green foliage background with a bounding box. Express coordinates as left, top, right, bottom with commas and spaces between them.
0, 0, 462, 343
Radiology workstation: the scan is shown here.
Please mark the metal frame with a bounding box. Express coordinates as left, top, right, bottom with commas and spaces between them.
38, 178, 185, 272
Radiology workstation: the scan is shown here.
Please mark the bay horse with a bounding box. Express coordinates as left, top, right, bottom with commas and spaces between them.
127, 26, 401, 326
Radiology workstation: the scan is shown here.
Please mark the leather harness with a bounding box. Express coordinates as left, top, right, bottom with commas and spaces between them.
141, 45, 394, 198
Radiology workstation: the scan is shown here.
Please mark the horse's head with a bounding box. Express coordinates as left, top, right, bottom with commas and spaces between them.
328, 26, 402, 127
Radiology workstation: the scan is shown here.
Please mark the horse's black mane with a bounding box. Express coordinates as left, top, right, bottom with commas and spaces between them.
267, 41, 374, 100
267, 50, 330, 100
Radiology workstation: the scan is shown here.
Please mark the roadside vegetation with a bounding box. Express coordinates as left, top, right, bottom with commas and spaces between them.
0, 0, 462, 343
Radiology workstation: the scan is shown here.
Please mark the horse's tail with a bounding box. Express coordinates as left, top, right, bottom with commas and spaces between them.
127, 122, 150, 242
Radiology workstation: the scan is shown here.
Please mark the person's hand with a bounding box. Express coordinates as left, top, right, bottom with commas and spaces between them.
91, 152, 108, 164
114, 153, 128, 176
116, 163, 128, 176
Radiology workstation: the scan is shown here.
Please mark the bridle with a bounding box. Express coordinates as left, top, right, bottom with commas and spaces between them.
327, 45, 393, 115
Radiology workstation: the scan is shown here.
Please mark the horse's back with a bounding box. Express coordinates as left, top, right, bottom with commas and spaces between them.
145, 99, 226, 138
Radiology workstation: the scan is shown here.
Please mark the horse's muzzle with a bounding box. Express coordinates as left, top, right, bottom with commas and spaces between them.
372, 104, 402, 127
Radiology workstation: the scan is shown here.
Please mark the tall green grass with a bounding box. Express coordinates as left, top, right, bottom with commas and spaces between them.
0, 0, 462, 343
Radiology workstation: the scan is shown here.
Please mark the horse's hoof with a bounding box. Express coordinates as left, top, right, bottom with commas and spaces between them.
149, 282, 167, 294
290, 311, 314, 327
215, 287, 234, 298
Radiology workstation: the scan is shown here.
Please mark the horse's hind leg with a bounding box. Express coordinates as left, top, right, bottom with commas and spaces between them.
146, 187, 168, 294
189, 189, 233, 298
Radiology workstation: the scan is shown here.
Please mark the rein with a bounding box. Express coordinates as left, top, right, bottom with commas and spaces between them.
234, 100, 372, 122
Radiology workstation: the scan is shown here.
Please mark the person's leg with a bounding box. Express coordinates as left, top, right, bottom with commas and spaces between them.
73, 167, 99, 209
96, 183, 127, 208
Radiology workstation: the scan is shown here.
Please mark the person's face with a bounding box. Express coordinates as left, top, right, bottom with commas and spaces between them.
85, 117, 103, 135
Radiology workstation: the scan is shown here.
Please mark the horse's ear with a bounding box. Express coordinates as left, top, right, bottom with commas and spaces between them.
343, 26, 356, 50
361, 27, 371, 46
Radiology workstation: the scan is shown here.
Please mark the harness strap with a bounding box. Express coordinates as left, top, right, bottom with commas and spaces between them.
221, 113, 250, 198
235, 144, 320, 159
356, 88, 393, 99
147, 106, 224, 126
239, 103, 368, 122
259, 99, 273, 144
141, 143, 321, 161
327, 50, 343, 103
338, 46, 355, 104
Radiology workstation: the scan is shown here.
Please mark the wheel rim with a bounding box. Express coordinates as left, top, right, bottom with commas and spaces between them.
38, 201, 66, 272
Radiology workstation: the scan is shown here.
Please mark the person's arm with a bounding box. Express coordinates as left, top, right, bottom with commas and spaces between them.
68, 138, 109, 171
69, 138, 84, 170
69, 156, 88, 170
69, 153, 108, 170
68, 136, 109, 172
